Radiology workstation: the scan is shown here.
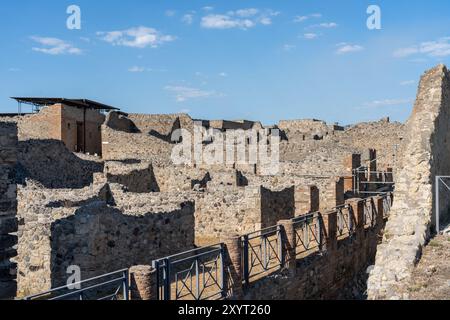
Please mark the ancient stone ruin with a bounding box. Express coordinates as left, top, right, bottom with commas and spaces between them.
0, 65, 449, 300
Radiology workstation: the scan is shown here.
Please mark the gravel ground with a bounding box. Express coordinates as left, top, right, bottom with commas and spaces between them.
407, 233, 450, 300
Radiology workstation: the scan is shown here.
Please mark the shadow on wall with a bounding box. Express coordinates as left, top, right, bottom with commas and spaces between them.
106, 165, 160, 193
104, 111, 141, 134
148, 117, 182, 144
49, 200, 196, 289
16, 139, 104, 189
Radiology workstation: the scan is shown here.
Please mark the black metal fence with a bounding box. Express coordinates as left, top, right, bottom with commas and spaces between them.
152, 244, 225, 300
24, 269, 129, 301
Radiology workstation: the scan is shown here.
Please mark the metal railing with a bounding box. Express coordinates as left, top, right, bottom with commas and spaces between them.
354, 168, 395, 196
24, 269, 129, 301
292, 212, 323, 256
382, 194, 392, 219
363, 198, 376, 228
242, 225, 282, 285
152, 244, 225, 301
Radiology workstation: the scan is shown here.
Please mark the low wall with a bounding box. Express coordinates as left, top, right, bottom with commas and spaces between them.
16, 184, 195, 297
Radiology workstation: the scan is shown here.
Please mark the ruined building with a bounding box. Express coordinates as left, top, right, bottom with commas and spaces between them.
0, 64, 448, 300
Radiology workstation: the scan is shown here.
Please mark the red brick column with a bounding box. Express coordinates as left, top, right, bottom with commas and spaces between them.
375, 196, 385, 226
349, 200, 365, 270
278, 220, 297, 276
129, 265, 158, 300
343, 154, 361, 192
223, 234, 243, 299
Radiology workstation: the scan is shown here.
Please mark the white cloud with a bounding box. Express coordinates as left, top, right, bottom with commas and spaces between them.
303, 33, 318, 40
31, 37, 82, 55
235, 8, 259, 17
318, 22, 338, 28
201, 14, 255, 29
203, 6, 214, 11
165, 86, 222, 102
182, 14, 194, 25
128, 66, 146, 73
336, 43, 364, 54
219, 72, 228, 77
201, 9, 279, 30
394, 37, 450, 58
97, 26, 175, 48
393, 47, 419, 58
165, 10, 176, 17
293, 13, 322, 23
8, 68, 20, 72
283, 44, 296, 51
400, 80, 416, 86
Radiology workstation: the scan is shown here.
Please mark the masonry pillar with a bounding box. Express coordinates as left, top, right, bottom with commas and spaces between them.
129, 265, 158, 300
375, 196, 385, 227
322, 177, 345, 212
295, 185, 319, 216
278, 220, 296, 276
223, 234, 243, 299
322, 212, 337, 252
349, 200, 365, 270
343, 154, 361, 193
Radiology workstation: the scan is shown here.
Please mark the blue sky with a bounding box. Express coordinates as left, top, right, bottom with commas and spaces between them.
1, 0, 450, 125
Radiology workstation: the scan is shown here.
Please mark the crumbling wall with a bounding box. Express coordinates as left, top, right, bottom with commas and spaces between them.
101, 124, 173, 165
100, 161, 160, 193
17, 140, 103, 189
368, 64, 450, 300
0, 122, 18, 299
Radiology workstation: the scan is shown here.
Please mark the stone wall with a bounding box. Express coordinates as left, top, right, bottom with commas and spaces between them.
100, 161, 160, 193
16, 182, 195, 297
0, 122, 18, 299
17, 139, 103, 189
368, 64, 450, 300
194, 185, 295, 244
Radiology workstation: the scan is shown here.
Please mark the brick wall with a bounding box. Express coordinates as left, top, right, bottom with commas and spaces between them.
0, 122, 18, 299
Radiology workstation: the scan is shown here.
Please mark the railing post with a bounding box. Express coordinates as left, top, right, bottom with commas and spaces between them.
242, 235, 249, 287
123, 269, 130, 300
278, 220, 296, 276
222, 234, 243, 300
163, 258, 171, 300
220, 244, 226, 298
129, 265, 158, 300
